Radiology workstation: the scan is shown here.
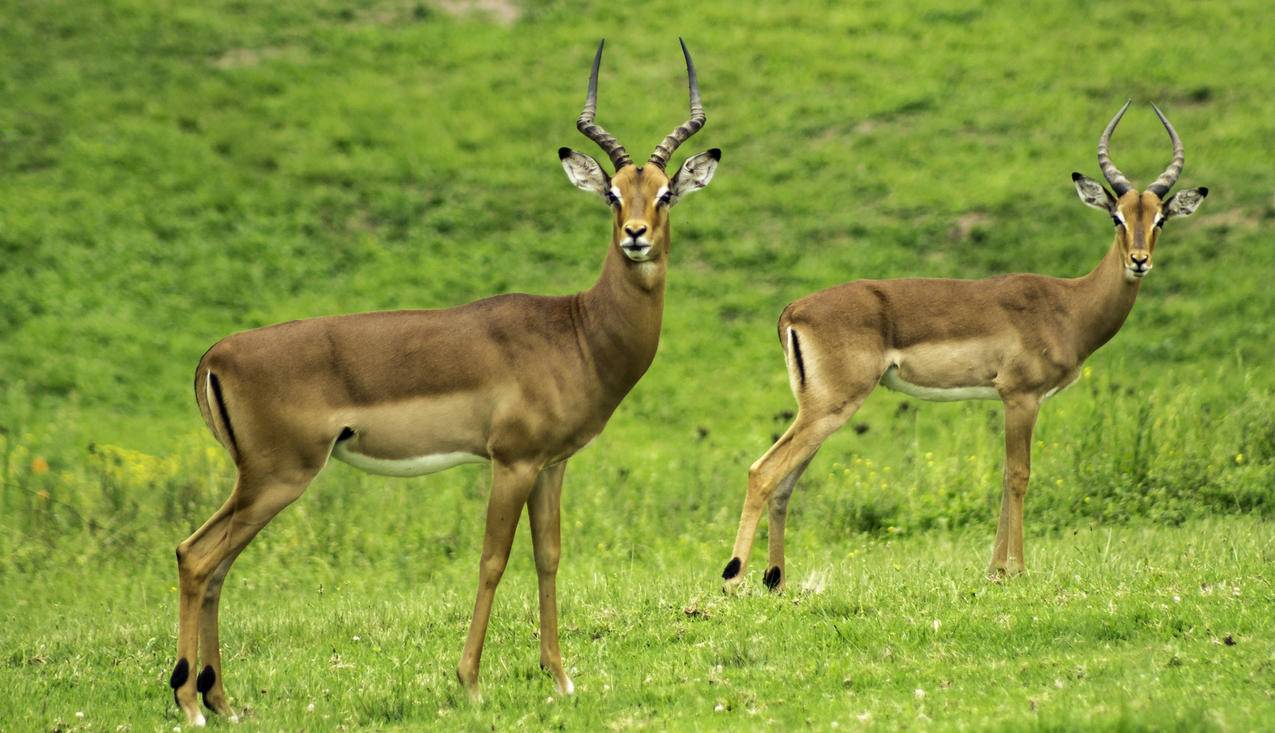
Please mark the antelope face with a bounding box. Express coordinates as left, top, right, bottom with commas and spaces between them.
1072, 101, 1209, 282
612, 166, 665, 261
560, 151, 721, 262
558, 39, 720, 263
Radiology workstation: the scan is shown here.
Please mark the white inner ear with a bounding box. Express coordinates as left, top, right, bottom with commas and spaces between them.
1074, 177, 1112, 211
669, 153, 719, 205
561, 153, 609, 197
1166, 188, 1206, 218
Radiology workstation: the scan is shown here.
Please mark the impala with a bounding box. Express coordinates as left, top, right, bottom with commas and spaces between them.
722, 101, 1207, 591
171, 39, 720, 725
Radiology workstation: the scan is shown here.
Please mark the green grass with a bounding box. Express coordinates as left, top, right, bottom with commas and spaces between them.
3, 518, 1273, 730
3, 0, 1275, 729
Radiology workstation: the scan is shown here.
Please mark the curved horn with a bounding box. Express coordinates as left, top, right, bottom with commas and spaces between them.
576, 39, 632, 170
1147, 102, 1185, 198
1097, 99, 1134, 197
648, 38, 706, 169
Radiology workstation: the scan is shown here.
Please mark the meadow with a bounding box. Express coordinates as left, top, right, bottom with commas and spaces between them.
2, 0, 1274, 729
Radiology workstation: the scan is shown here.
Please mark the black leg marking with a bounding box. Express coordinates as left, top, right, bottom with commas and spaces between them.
789, 329, 806, 387
197, 665, 219, 712
196, 664, 216, 693
722, 557, 741, 580
170, 657, 189, 689
763, 566, 782, 590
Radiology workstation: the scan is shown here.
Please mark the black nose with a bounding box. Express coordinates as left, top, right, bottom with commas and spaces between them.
624, 224, 647, 239
1131, 253, 1148, 266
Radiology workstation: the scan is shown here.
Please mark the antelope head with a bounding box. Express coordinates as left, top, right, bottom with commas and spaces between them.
559, 39, 721, 263
1072, 101, 1209, 282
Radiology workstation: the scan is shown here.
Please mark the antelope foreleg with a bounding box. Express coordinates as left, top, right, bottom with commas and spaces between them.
988, 396, 1039, 579
457, 460, 539, 699
528, 462, 572, 695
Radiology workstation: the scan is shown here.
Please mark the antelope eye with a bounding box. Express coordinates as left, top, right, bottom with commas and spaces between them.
658, 191, 672, 206
1111, 215, 1122, 227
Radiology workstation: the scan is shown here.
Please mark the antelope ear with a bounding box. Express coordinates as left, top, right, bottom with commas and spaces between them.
1163, 187, 1209, 219
1072, 172, 1116, 213
667, 148, 721, 206
559, 148, 611, 202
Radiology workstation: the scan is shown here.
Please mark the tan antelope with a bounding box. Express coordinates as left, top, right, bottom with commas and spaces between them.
171, 39, 720, 725
722, 101, 1207, 591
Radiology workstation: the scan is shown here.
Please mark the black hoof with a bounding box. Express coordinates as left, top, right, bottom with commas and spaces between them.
722, 557, 741, 580
170, 658, 189, 689
763, 566, 782, 590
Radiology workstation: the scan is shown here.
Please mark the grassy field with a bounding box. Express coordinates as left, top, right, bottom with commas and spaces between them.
3, 0, 1275, 730
4, 519, 1273, 730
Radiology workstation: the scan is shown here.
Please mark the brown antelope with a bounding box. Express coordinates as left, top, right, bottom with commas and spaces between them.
171, 39, 720, 725
722, 101, 1207, 592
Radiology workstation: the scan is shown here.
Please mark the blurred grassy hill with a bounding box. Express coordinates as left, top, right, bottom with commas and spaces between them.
2, 0, 1273, 532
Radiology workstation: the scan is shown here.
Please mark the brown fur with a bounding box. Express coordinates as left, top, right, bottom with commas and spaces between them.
724, 184, 1202, 592
172, 161, 688, 722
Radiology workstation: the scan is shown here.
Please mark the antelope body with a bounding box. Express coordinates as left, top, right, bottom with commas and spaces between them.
723, 102, 1208, 591
171, 39, 720, 725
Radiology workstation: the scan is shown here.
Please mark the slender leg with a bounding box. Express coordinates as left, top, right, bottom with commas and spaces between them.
527, 462, 572, 695
173, 470, 313, 725
763, 456, 814, 592
456, 459, 539, 699
724, 408, 855, 591
195, 547, 245, 719
988, 395, 1039, 579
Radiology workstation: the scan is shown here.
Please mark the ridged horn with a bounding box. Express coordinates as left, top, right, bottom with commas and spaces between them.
576, 39, 632, 170
648, 38, 706, 170
1097, 99, 1134, 197
1147, 102, 1185, 198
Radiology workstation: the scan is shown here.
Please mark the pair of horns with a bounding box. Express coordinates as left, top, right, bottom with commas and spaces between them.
1097, 100, 1185, 198
576, 38, 705, 171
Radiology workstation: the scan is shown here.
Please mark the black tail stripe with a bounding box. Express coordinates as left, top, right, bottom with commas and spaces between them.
208, 372, 239, 456
790, 329, 806, 387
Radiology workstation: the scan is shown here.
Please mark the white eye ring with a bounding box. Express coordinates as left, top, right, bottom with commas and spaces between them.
609, 187, 623, 206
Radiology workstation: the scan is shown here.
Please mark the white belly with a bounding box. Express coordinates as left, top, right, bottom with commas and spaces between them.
330, 442, 488, 477
880, 365, 999, 402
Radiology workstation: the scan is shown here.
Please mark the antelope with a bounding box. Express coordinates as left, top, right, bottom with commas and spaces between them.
170, 39, 720, 725
721, 101, 1207, 592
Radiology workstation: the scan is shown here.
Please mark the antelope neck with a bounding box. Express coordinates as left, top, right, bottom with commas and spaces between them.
1072, 233, 1142, 359
575, 240, 667, 392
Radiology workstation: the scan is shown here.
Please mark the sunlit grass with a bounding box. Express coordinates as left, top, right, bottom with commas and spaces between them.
3, 0, 1275, 729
